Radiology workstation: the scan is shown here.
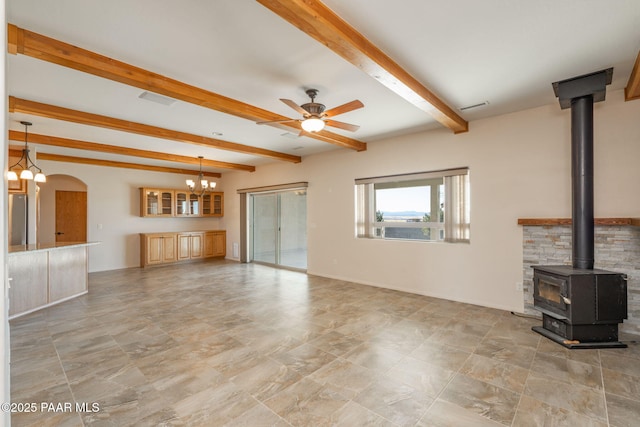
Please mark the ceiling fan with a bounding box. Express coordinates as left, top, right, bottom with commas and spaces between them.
258, 89, 363, 133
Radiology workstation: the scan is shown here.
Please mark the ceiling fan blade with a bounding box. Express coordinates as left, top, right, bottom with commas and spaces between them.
280, 98, 309, 116
323, 100, 364, 117
256, 118, 298, 125
324, 119, 360, 132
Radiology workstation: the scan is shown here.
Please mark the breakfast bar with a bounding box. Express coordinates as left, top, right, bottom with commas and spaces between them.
7, 242, 99, 319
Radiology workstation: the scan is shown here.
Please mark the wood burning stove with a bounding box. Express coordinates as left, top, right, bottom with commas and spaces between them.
532, 265, 627, 348
531, 68, 628, 349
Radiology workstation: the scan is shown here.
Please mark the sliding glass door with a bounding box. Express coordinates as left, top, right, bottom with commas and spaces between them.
250, 189, 307, 270
252, 193, 278, 264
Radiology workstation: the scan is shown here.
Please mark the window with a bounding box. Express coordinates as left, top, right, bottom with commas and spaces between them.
355, 168, 470, 243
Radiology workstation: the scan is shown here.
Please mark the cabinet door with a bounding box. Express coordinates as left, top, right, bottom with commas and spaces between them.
213, 192, 224, 216
177, 233, 191, 260
175, 191, 189, 216
162, 234, 177, 262
202, 193, 222, 216
143, 189, 160, 216
143, 233, 176, 266
190, 233, 204, 259
202, 194, 212, 216
146, 235, 165, 264
189, 194, 201, 216
141, 188, 174, 217
213, 231, 226, 257
160, 191, 174, 216
204, 232, 215, 257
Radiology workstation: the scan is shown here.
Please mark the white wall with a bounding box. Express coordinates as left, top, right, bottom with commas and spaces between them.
33, 89, 640, 313
220, 89, 640, 313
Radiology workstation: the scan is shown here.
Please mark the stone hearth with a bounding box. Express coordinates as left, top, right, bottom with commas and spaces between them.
520, 219, 640, 336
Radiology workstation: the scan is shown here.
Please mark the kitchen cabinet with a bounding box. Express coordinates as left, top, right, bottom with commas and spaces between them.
141, 233, 177, 266
202, 192, 224, 217
140, 188, 174, 217
204, 230, 226, 257
140, 187, 223, 218
140, 230, 225, 267
174, 191, 201, 217
178, 232, 204, 260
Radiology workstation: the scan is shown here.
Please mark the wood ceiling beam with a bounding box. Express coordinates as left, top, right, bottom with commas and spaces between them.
256, 0, 468, 134
9, 130, 232, 175
8, 148, 22, 157
36, 153, 221, 177
7, 23, 366, 152
625, 50, 640, 101
8, 96, 284, 169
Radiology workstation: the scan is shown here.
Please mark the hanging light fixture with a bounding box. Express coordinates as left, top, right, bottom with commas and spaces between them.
8, 121, 46, 183
186, 156, 216, 196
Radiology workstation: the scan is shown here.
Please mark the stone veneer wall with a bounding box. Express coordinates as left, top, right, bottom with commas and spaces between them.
522, 225, 640, 336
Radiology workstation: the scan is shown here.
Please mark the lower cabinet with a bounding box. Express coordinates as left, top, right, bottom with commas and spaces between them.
204, 231, 226, 257
143, 233, 177, 266
178, 232, 204, 260
141, 230, 225, 267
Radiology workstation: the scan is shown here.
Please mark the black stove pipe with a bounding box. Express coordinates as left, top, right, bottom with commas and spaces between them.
571, 96, 595, 270
553, 68, 612, 270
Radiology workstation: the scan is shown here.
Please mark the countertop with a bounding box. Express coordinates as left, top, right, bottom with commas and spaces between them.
9, 241, 100, 255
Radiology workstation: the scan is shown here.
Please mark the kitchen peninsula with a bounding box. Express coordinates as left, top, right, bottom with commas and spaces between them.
7, 242, 98, 319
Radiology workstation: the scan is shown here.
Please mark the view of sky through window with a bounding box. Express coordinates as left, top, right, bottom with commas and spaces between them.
375, 186, 430, 214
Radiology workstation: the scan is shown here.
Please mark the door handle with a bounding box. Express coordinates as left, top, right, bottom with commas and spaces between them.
56, 232, 64, 235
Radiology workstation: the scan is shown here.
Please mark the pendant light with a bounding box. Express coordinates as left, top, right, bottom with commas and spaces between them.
186, 156, 216, 196
8, 121, 46, 183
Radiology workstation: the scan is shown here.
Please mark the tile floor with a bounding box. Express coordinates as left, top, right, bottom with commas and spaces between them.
9, 260, 640, 426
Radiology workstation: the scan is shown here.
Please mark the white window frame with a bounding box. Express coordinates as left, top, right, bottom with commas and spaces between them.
355, 168, 470, 243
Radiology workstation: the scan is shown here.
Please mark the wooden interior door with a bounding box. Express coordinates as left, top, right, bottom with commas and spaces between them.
55, 190, 87, 242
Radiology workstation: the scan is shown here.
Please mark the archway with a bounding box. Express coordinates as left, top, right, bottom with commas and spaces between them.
38, 175, 88, 244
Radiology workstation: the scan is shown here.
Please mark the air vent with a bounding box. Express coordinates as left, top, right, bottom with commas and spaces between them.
459, 101, 489, 111
280, 132, 299, 139
138, 91, 177, 106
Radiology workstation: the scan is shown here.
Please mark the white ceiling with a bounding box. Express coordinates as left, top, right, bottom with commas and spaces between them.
7, 0, 640, 175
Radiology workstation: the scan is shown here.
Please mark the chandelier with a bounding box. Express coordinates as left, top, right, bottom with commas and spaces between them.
186, 156, 216, 196
7, 121, 46, 183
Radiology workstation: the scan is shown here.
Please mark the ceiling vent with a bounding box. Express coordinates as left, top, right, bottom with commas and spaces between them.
138, 91, 177, 106
280, 132, 299, 139
459, 101, 489, 111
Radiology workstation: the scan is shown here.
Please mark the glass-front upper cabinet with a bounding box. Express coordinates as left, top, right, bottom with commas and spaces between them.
189, 194, 200, 216
140, 188, 223, 218
140, 188, 174, 217
175, 191, 189, 216
202, 192, 224, 217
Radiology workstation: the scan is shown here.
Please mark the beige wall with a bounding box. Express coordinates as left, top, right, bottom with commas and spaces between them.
220, 89, 640, 313
31, 163, 224, 272
32, 88, 640, 314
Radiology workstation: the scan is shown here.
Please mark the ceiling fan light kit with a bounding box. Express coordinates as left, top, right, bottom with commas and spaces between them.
301, 117, 325, 132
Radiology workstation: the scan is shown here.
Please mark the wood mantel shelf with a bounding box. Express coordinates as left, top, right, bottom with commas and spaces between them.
518, 218, 640, 226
